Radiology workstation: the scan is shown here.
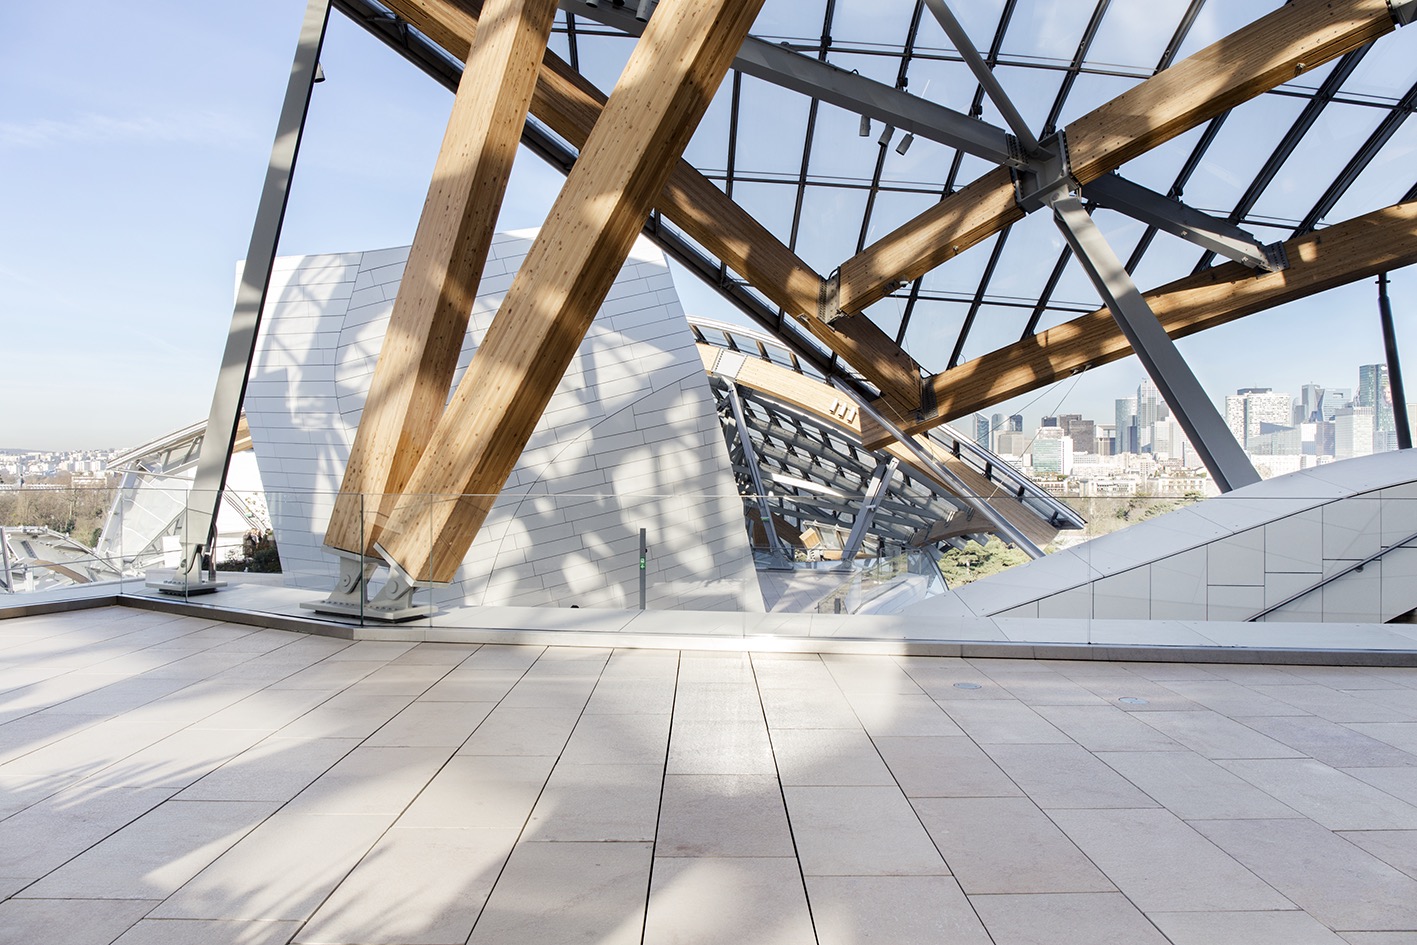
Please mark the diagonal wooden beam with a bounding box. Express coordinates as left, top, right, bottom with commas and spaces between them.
323, 0, 559, 558
836, 0, 1401, 317
375, 0, 765, 583
380, 0, 924, 409
866, 201, 1417, 446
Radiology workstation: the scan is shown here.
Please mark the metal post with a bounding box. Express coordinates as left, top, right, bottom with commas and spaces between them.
160, 0, 331, 593
639, 527, 648, 610
726, 384, 792, 565
1379, 272, 1412, 450
1050, 194, 1261, 492
0, 527, 10, 593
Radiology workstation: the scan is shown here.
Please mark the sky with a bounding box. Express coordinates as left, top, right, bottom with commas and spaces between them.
3, 0, 1415, 451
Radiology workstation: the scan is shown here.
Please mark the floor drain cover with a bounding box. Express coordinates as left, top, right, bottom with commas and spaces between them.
1118, 696, 1149, 705
953, 682, 982, 690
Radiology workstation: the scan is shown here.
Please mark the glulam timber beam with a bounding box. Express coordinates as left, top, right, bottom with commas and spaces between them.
325, 0, 558, 558
836, 0, 1402, 317
375, 0, 764, 583
876, 201, 1417, 442
380, 0, 924, 409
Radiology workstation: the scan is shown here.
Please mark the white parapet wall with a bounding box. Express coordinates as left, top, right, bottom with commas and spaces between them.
904, 450, 1417, 623
242, 232, 763, 612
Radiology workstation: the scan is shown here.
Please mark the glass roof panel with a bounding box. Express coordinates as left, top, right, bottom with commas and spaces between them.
1172, 2, 1268, 62
959, 304, 1038, 363
988, 66, 1065, 134
999, 0, 1096, 65
726, 181, 801, 247
731, 75, 814, 179
919, 231, 1004, 298
751, 0, 829, 43
681, 73, 734, 175
860, 190, 945, 249
987, 214, 1072, 303
1085, 0, 1194, 73
1248, 101, 1389, 225
904, 56, 992, 116
1051, 71, 1144, 129
1335, 32, 1417, 102
1325, 119, 1417, 225
790, 184, 873, 274
1176, 93, 1309, 217
830, 0, 918, 51
901, 298, 970, 374
566, 31, 635, 95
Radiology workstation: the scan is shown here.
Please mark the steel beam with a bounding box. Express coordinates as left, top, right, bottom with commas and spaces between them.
1050, 194, 1260, 493
835, 458, 900, 568
1083, 173, 1287, 271
164, 0, 330, 591
921, 0, 1038, 154
562, 0, 1021, 167
726, 384, 793, 562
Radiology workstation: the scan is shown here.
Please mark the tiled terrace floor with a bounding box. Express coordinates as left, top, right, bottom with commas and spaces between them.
4, 608, 1417, 943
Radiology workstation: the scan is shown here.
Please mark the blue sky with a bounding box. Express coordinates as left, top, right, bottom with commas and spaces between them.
3, 0, 1413, 450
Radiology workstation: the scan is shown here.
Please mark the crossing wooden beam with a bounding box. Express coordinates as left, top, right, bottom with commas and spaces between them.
324, 0, 558, 558
836, 0, 1400, 318
375, 0, 765, 583
873, 201, 1417, 443
380, 0, 925, 410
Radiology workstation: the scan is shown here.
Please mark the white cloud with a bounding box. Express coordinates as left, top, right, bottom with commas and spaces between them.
0, 110, 248, 151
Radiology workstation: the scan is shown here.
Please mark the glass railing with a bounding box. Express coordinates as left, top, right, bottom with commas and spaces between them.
3, 484, 1416, 651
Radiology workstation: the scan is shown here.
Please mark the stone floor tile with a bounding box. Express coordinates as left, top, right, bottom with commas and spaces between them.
0, 784, 177, 884
1151, 911, 1345, 944
1238, 716, 1417, 767
347, 663, 453, 696
844, 692, 965, 736
1247, 684, 1417, 723
770, 728, 895, 786
1340, 934, 1417, 944
1098, 750, 1298, 819
524, 763, 662, 841
983, 743, 1159, 809
558, 711, 671, 765
807, 875, 992, 945
283, 745, 452, 815
667, 719, 775, 775
757, 686, 858, 729
581, 676, 677, 714
968, 892, 1171, 945
178, 736, 357, 802
643, 857, 814, 945
84, 727, 269, 790
1346, 722, 1417, 755
656, 774, 794, 857
785, 785, 948, 876
397, 754, 555, 830
496, 674, 599, 709
189, 688, 334, 732
111, 919, 301, 945
296, 827, 517, 945
0, 897, 158, 945
1134, 710, 1305, 759
911, 797, 1114, 893
992, 675, 1108, 706
1194, 817, 1417, 930
151, 812, 390, 922
419, 671, 522, 704
466, 841, 652, 945
455, 705, 584, 756
20, 799, 274, 900
1158, 679, 1311, 717
1072, 677, 1204, 711
873, 735, 1022, 798
822, 656, 924, 694
363, 700, 495, 748
1033, 705, 1185, 752
1338, 829, 1417, 881
935, 700, 1072, 744
673, 682, 765, 724
1049, 807, 1293, 912
266, 660, 387, 690
276, 692, 415, 740
1345, 767, 1417, 806
1220, 758, 1417, 829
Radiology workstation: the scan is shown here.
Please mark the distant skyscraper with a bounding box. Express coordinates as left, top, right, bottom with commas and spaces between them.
1115, 397, 1137, 455
973, 414, 990, 447
1225, 387, 1293, 450
1335, 405, 1376, 459
1008, 414, 1023, 433
1031, 427, 1073, 475
1136, 379, 1168, 453
1058, 414, 1095, 453
1359, 364, 1394, 442
1299, 383, 1325, 423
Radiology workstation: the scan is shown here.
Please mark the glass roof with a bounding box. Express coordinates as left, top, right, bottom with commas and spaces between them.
351, 0, 1417, 408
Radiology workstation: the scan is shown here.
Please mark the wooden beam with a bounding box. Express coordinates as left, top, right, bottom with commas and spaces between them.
380, 0, 925, 409
878, 201, 1417, 442
323, 0, 559, 557
376, 0, 765, 583
836, 0, 1399, 318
